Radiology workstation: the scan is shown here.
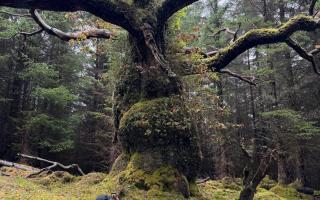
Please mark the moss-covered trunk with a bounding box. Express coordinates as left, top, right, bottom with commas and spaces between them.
111, 34, 201, 198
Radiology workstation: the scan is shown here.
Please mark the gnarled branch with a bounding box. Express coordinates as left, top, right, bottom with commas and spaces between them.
0, 0, 139, 36
30, 9, 112, 41
206, 15, 320, 72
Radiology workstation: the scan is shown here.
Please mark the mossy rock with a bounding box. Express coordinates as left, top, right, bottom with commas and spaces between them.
259, 176, 277, 190
78, 173, 106, 185
269, 184, 313, 200
36, 171, 75, 186
119, 97, 201, 179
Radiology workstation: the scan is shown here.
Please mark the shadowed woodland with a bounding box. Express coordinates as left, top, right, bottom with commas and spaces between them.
1, 0, 320, 200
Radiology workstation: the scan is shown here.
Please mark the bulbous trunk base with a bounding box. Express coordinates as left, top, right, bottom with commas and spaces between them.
118, 97, 201, 180
111, 96, 201, 198
110, 152, 198, 199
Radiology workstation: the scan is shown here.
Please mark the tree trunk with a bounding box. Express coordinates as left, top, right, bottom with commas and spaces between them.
239, 149, 274, 200
111, 33, 201, 197
296, 147, 307, 186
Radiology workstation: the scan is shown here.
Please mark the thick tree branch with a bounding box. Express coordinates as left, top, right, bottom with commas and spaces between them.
206, 15, 320, 72
30, 9, 112, 41
157, 0, 200, 27
0, 0, 139, 36
219, 69, 257, 86
0, 0, 82, 12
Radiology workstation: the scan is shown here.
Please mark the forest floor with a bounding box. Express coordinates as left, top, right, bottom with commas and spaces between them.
0, 166, 318, 200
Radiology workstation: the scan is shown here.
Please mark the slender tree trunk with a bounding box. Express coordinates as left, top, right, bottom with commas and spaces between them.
296, 147, 307, 186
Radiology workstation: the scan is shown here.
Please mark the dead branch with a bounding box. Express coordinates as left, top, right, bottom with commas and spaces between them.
0, 10, 31, 17
219, 69, 257, 86
17, 153, 85, 178
0, 159, 38, 172
209, 23, 241, 43
196, 177, 210, 184
239, 143, 253, 159
30, 9, 112, 41
310, 0, 318, 16
285, 38, 320, 75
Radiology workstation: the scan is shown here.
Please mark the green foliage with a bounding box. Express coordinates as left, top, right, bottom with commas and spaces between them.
33, 86, 76, 107
24, 113, 77, 152
19, 63, 59, 86
261, 109, 320, 139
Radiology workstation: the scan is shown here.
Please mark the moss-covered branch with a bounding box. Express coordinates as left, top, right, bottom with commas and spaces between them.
206, 15, 320, 72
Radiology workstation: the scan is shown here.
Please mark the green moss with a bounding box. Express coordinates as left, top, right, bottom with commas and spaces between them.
119, 97, 201, 180
270, 185, 313, 200
190, 181, 200, 196
110, 153, 131, 176
0, 174, 316, 200
259, 176, 277, 190
36, 171, 76, 186
254, 188, 283, 200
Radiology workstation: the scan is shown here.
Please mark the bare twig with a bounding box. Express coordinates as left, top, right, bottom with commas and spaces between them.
20, 29, 44, 37
218, 69, 257, 86
209, 23, 241, 43
285, 38, 320, 75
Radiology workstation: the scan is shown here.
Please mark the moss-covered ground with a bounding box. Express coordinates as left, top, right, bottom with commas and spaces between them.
0, 168, 316, 200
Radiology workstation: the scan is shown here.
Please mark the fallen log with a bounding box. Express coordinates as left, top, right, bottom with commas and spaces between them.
0, 159, 37, 172
17, 153, 85, 178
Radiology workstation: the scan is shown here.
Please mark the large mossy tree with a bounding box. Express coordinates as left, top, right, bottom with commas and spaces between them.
1, 0, 320, 198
